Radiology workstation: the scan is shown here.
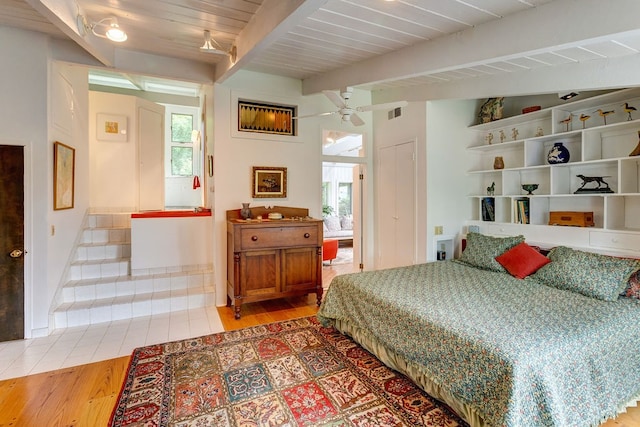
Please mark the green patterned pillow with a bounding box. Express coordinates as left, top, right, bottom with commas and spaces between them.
530, 246, 640, 301
458, 232, 525, 273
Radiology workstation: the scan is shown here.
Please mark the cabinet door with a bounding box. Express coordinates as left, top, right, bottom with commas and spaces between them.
240, 250, 279, 296
281, 247, 318, 292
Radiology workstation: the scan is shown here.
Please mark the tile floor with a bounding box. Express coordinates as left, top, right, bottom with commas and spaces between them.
0, 306, 224, 381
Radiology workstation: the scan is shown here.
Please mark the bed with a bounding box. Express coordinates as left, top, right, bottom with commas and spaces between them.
317, 232, 640, 427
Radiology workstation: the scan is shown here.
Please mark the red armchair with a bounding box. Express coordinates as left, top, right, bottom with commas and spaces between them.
322, 239, 339, 264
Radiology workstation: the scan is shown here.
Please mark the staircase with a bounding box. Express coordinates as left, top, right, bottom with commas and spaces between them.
52, 213, 215, 329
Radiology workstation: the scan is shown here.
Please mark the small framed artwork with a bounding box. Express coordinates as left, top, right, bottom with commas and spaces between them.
97, 113, 128, 141
252, 166, 287, 198
53, 141, 75, 210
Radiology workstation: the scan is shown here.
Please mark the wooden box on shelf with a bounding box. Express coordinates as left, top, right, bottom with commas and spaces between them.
548, 211, 594, 227
226, 206, 323, 319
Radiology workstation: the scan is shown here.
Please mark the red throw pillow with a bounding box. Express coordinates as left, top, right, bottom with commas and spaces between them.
495, 242, 551, 279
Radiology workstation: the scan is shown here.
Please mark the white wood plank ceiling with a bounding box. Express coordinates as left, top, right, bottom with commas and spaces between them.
2, 0, 640, 94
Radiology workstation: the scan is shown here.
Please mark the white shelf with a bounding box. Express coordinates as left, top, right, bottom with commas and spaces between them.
466, 88, 640, 242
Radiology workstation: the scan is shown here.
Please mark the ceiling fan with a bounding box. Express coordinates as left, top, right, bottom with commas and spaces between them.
293, 87, 408, 126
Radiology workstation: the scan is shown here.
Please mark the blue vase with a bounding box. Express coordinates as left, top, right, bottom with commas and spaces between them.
547, 142, 570, 164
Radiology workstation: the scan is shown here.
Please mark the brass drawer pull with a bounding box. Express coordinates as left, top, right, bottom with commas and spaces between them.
251, 235, 258, 241
304, 233, 310, 238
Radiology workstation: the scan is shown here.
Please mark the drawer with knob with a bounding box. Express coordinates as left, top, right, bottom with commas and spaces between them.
240, 225, 320, 250
590, 231, 640, 252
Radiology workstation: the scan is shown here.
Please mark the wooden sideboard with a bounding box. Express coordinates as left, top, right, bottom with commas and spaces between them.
226, 206, 323, 319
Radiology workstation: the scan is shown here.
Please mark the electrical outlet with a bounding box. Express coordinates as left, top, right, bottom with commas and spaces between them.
434, 226, 443, 235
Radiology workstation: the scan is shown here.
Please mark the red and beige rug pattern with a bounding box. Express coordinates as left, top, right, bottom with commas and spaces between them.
109, 316, 467, 426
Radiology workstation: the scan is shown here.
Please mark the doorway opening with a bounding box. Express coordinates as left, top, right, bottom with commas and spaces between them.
321, 130, 365, 271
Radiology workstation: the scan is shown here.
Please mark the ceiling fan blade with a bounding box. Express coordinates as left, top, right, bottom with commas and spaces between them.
357, 100, 408, 112
350, 113, 365, 126
292, 111, 336, 120
323, 90, 347, 109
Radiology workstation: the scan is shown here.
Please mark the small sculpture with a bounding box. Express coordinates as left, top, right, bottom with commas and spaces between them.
486, 133, 494, 145
630, 130, 640, 156
622, 102, 637, 121
487, 181, 495, 196
499, 130, 506, 143
493, 156, 504, 170
579, 113, 591, 129
559, 114, 573, 132
511, 128, 519, 140
574, 174, 613, 193
594, 109, 614, 125
521, 184, 538, 195
535, 127, 544, 137
478, 97, 504, 123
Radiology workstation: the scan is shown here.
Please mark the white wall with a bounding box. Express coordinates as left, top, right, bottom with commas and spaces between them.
89, 92, 139, 211
425, 99, 475, 259
212, 70, 374, 305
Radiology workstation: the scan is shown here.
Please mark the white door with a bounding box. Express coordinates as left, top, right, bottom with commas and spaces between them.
377, 141, 416, 269
138, 99, 165, 211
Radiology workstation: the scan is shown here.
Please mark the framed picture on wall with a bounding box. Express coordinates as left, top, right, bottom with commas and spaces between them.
252, 166, 287, 198
53, 141, 75, 210
97, 113, 128, 141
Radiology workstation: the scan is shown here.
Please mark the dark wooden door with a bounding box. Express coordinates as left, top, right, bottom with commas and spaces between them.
0, 145, 25, 341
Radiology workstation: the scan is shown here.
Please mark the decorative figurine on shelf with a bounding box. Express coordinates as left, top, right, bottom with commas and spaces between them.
622, 102, 637, 121
579, 113, 591, 129
486, 132, 494, 145
521, 184, 538, 195
478, 97, 504, 123
240, 203, 252, 219
574, 174, 613, 193
511, 128, 519, 140
594, 108, 615, 125
499, 130, 506, 143
487, 181, 495, 196
493, 156, 504, 170
630, 130, 640, 156
559, 114, 573, 132
547, 142, 570, 164
535, 127, 544, 137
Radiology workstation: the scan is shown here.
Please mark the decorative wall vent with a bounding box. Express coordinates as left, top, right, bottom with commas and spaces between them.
238, 100, 296, 136
388, 106, 402, 120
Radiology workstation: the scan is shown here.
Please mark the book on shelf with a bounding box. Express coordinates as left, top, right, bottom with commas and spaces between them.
482, 197, 495, 222
514, 197, 530, 224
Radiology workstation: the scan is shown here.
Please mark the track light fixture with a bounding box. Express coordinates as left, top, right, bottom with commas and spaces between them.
77, 15, 128, 42
559, 92, 579, 101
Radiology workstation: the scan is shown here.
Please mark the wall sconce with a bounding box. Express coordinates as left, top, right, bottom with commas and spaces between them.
77, 15, 128, 42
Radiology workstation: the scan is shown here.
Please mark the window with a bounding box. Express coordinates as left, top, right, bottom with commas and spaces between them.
338, 182, 352, 216
170, 113, 194, 176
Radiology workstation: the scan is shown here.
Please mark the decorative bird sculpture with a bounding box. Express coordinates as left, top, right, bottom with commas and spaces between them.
622, 102, 637, 121
594, 109, 614, 125
579, 113, 591, 129
559, 113, 573, 132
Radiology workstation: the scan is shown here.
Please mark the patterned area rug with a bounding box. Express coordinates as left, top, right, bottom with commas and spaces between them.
109, 316, 468, 426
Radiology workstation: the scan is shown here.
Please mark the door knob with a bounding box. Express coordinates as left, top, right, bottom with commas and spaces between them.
9, 249, 23, 258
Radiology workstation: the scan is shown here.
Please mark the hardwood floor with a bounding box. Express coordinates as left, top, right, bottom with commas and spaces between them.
0, 260, 638, 427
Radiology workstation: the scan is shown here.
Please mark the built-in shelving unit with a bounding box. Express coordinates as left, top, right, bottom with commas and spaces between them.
467, 88, 640, 254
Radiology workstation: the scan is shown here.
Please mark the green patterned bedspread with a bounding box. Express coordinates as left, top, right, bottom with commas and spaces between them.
317, 260, 640, 427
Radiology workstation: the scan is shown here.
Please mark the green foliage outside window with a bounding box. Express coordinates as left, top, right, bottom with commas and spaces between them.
171, 113, 193, 143
171, 146, 193, 176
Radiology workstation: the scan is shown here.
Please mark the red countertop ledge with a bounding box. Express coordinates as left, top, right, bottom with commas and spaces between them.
131, 210, 211, 219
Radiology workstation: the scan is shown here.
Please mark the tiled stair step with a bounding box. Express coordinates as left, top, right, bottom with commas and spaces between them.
75, 242, 131, 261
68, 258, 130, 281
54, 284, 215, 328
81, 227, 130, 245
61, 270, 213, 303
